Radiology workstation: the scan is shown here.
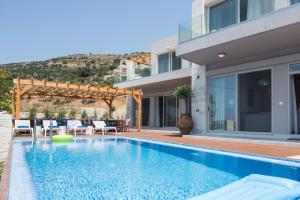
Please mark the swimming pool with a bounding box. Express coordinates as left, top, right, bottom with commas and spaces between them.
9, 137, 300, 200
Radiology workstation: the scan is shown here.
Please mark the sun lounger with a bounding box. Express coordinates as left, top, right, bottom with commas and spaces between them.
190, 174, 300, 200
93, 120, 118, 135
42, 120, 62, 137
67, 120, 88, 136
13, 120, 34, 137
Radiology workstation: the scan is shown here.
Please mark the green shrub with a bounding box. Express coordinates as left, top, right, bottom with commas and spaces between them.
81, 110, 88, 120
56, 109, 66, 119
93, 110, 97, 118
43, 107, 53, 119
0, 161, 4, 180
68, 109, 76, 119
29, 107, 37, 119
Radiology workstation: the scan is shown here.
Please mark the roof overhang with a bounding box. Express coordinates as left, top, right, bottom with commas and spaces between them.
177, 4, 300, 68
113, 68, 191, 94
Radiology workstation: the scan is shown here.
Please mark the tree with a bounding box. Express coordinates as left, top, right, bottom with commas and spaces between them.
0, 68, 11, 112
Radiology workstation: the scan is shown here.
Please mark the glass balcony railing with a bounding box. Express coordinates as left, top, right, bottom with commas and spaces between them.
179, 0, 300, 43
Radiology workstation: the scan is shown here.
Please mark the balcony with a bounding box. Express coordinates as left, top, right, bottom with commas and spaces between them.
177, 1, 300, 67
179, 0, 300, 44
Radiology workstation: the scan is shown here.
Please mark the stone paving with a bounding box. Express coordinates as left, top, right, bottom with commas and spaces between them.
0, 114, 12, 162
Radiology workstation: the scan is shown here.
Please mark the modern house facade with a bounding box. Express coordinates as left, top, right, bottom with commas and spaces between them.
115, 36, 192, 129
115, 0, 300, 139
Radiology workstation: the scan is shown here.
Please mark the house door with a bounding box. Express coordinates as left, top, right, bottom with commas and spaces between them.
290, 74, 300, 134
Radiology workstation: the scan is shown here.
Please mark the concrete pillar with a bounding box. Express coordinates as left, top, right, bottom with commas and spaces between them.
126, 96, 133, 127
191, 64, 207, 135
149, 96, 156, 127
192, 0, 205, 37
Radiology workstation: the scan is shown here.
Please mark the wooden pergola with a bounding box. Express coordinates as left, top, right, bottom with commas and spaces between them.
11, 78, 143, 132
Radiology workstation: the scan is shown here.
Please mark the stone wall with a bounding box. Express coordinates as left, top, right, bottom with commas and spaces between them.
0, 114, 12, 162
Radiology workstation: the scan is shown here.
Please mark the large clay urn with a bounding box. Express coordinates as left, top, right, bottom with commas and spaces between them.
177, 114, 193, 135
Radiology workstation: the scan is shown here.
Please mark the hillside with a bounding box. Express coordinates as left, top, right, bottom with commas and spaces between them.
0, 52, 150, 118
1, 52, 148, 87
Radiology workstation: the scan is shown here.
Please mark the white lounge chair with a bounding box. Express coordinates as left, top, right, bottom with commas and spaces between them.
67, 120, 88, 136
13, 120, 34, 137
42, 120, 62, 137
93, 120, 118, 135
190, 174, 300, 200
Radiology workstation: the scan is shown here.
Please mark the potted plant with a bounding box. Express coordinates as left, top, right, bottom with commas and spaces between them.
175, 84, 193, 136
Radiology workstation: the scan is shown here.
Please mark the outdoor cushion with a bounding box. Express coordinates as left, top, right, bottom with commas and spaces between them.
190, 174, 300, 200
49, 126, 59, 129
104, 126, 116, 128
17, 126, 30, 128
77, 125, 88, 128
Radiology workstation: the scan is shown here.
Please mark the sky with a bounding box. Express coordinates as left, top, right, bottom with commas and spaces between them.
0, 0, 191, 64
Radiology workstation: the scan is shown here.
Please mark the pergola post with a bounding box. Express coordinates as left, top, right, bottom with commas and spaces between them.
104, 97, 114, 118
11, 88, 15, 117
15, 78, 21, 120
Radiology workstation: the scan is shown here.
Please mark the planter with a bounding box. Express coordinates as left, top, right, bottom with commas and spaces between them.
177, 114, 193, 136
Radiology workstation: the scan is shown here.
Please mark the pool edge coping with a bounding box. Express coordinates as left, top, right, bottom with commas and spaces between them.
0, 142, 12, 200
5, 136, 300, 199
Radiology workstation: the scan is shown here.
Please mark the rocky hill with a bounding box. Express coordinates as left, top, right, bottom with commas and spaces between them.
1, 52, 149, 87
0, 52, 150, 118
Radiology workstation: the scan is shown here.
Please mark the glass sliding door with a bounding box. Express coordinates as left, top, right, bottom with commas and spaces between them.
142, 98, 150, 126
209, 75, 236, 131
164, 96, 177, 127
238, 70, 272, 132
158, 53, 169, 74
209, 0, 238, 32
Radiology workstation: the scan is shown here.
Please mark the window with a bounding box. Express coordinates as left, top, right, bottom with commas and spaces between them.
238, 70, 271, 132
171, 52, 182, 71
209, 0, 279, 31
158, 53, 170, 73
209, 0, 238, 32
209, 75, 236, 131
158, 51, 182, 74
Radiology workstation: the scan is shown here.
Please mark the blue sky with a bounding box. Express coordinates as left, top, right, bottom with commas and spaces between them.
0, 0, 191, 64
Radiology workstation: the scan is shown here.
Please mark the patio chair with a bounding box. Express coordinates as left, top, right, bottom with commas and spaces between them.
42, 120, 62, 137
13, 120, 34, 137
67, 120, 88, 136
124, 119, 131, 132
93, 120, 118, 135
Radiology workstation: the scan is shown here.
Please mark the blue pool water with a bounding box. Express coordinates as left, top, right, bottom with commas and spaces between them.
12, 137, 300, 200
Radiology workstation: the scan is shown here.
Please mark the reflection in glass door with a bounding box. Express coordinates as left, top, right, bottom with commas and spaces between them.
142, 98, 150, 126
238, 70, 271, 132
209, 75, 236, 131
164, 96, 177, 127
